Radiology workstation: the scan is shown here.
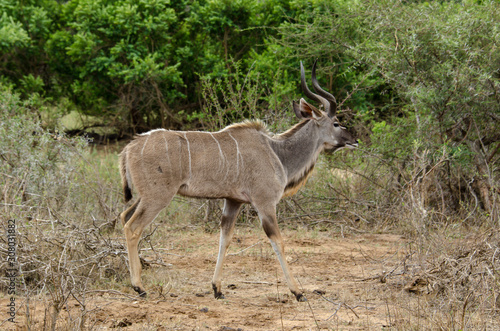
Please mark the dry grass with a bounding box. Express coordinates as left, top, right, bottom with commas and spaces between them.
2, 191, 499, 329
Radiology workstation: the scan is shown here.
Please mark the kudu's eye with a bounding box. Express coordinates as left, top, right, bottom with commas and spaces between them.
333, 123, 340, 128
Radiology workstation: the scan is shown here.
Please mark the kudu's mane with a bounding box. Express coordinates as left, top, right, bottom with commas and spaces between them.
221, 119, 269, 133
222, 118, 311, 140
274, 119, 310, 140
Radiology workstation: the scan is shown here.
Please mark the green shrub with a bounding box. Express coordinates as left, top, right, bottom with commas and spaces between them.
0, 90, 87, 218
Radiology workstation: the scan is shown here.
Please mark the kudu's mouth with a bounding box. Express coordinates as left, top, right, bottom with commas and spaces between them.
325, 141, 358, 153
346, 142, 359, 149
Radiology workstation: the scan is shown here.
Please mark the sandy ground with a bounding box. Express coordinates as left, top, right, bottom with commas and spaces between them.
1, 229, 428, 330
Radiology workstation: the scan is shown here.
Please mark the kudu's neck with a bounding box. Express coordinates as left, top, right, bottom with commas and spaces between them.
270, 120, 324, 187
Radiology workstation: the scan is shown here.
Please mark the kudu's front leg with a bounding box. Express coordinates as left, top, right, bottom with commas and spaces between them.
258, 206, 306, 302
212, 199, 242, 299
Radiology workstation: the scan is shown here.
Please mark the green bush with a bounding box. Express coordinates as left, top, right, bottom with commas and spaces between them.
0, 90, 85, 218
278, 0, 500, 222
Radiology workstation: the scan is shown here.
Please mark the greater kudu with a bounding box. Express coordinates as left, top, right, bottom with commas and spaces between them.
119, 61, 358, 302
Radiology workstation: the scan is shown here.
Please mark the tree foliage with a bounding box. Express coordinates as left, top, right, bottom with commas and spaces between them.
277, 0, 499, 219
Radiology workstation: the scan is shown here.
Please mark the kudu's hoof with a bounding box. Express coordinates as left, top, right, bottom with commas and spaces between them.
212, 284, 225, 299
133, 286, 147, 297
294, 292, 307, 302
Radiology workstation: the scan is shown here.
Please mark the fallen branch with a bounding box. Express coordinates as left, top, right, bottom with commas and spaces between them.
85, 290, 144, 301
228, 241, 262, 256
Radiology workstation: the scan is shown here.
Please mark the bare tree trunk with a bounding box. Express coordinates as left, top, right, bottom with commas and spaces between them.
469, 140, 498, 222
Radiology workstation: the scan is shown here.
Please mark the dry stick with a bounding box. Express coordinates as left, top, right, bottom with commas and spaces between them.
228, 241, 262, 256
325, 301, 342, 321
319, 294, 362, 320
282, 211, 343, 221
298, 268, 320, 330
337, 68, 377, 110
290, 197, 314, 220
140, 247, 186, 258
241, 281, 273, 285
384, 298, 392, 327
69, 290, 86, 330
461, 292, 473, 330
85, 290, 144, 301
358, 252, 414, 282
356, 241, 399, 263
358, 271, 406, 283
463, 177, 479, 223
472, 118, 499, 222
73, 263, 97, 330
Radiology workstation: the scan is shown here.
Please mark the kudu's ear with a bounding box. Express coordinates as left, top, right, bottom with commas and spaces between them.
293, 100, 309, 119
294, 98, 322, 119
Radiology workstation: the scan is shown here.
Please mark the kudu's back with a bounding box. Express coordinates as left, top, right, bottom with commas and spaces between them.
120, 121, 285, 204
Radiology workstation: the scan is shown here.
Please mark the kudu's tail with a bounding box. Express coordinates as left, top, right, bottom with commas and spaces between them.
119, 147, 133, 202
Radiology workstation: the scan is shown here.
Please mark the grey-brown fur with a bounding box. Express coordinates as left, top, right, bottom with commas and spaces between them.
119, 62, 358, 301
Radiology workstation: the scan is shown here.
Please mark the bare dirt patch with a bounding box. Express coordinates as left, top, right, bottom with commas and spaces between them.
1, 228, 497, 330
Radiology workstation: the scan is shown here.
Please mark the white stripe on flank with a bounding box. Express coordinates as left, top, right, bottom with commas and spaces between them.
228, 133, 243, 177
183, 133, 192, 178
209, 133, 225, 167
162, 135, 169, 155
141, 135, 149, 157
162, 135, 172, 177
140, 135, 150, 184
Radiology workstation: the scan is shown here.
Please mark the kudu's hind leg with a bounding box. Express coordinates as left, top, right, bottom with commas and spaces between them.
212, 199, 242, 299
121, 198, 141, 227
257, 205, 306, 302
122, 195, 174, 296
